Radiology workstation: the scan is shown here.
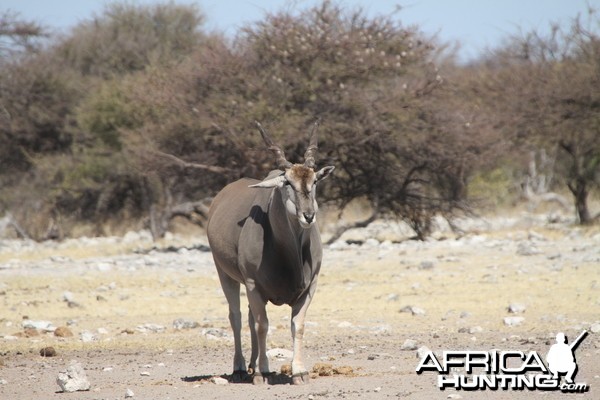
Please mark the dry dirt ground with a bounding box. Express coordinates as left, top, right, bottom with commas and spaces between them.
0, 212, 599, 399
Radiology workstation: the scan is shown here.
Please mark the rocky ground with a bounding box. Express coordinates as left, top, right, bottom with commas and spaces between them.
0, 211, 599, 399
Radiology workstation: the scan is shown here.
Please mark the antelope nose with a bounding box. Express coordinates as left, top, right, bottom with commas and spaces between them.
303, 212, 315, 224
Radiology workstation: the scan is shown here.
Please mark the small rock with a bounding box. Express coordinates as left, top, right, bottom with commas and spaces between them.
399, 305, 425, 316
416, 346, 431, 359
79, 331, 97, 342
0, 379, 7, 385
56, 362, 91, 392
40, 347, 57, 357
370, 324, 392, 334
136, 323, 166, 333
386, 293, 399, 302
97, 327, 109, 335
400, 339, 418, 351
173, 318, 199, 330
201, 328, 228, 339
590, 323, 600, 334
125, 388, 135, 398
374, 386, 381, 392
410, 306, 426, 316
364, 238, 380, 247
22, 320, 55, 332
469, 326, 483, 334
210, 376, 228, 385
419, 261, 435, 270
503, 316, 525, 327
447, 394, 463, 399
62, 291, 75, 303
508, 303, 526, 314
54, 326, 74, 337
140, 371, 150, 376
337, 321, 353, 328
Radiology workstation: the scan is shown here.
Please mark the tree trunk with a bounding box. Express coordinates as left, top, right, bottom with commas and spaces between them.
569, 179, 592, 224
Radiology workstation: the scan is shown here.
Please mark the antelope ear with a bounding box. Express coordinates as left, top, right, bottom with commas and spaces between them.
249, 175, 288, 188
315, 166, 335, 182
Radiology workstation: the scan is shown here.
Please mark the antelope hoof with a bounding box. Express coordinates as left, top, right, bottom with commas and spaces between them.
252, 372, 270, 385
292, 371, 310, 385
231, 370, 248, 383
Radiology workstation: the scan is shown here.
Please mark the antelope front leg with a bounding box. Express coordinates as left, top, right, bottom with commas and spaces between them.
290, 290, 315, 385
216, 269, 246, 382
246, 289, 270, 384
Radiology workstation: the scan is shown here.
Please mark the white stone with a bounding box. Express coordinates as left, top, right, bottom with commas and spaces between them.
508, 303, 527, 314
79, 331, 97, 342
469, 326, 483, 334
136, 323, 166, 333
364, 238, 380, 247
410, 306, 426, 316
125, 388, 135, 398
62, 291, 75, 302
400, 339, 418, 351
337, 321, 353, 328
416, 346, 431, 359
210, 376, 228, 385
503, 316, 525, 326
22, 320, 55, 332
173, 318, 199, 330
56, 362, 91, 393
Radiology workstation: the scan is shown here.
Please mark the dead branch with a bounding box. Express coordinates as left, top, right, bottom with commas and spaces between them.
326, 204, 379, 245
152, 150, 233, 175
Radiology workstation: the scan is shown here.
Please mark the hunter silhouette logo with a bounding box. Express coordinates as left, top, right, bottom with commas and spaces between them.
416, 330, 589, 393
546, 331, 587, 384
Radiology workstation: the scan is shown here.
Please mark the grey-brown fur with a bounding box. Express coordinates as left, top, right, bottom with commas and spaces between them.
206, 122, 334, 385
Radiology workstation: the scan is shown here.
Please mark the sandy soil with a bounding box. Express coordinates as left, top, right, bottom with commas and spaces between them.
0, 213, 599, 399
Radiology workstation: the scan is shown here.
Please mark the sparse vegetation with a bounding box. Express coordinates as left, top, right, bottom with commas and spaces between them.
0, 1, 598, 240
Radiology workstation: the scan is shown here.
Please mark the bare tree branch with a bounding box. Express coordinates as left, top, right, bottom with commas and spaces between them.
151, 150, 233, 175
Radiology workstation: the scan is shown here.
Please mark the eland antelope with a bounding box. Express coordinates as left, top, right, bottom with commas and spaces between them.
207, 121, 334, 385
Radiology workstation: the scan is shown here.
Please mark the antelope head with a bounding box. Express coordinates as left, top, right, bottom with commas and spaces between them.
250, 121, 335, 228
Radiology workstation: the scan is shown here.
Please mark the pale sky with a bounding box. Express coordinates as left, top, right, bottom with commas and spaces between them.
2, 0, 594, 61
